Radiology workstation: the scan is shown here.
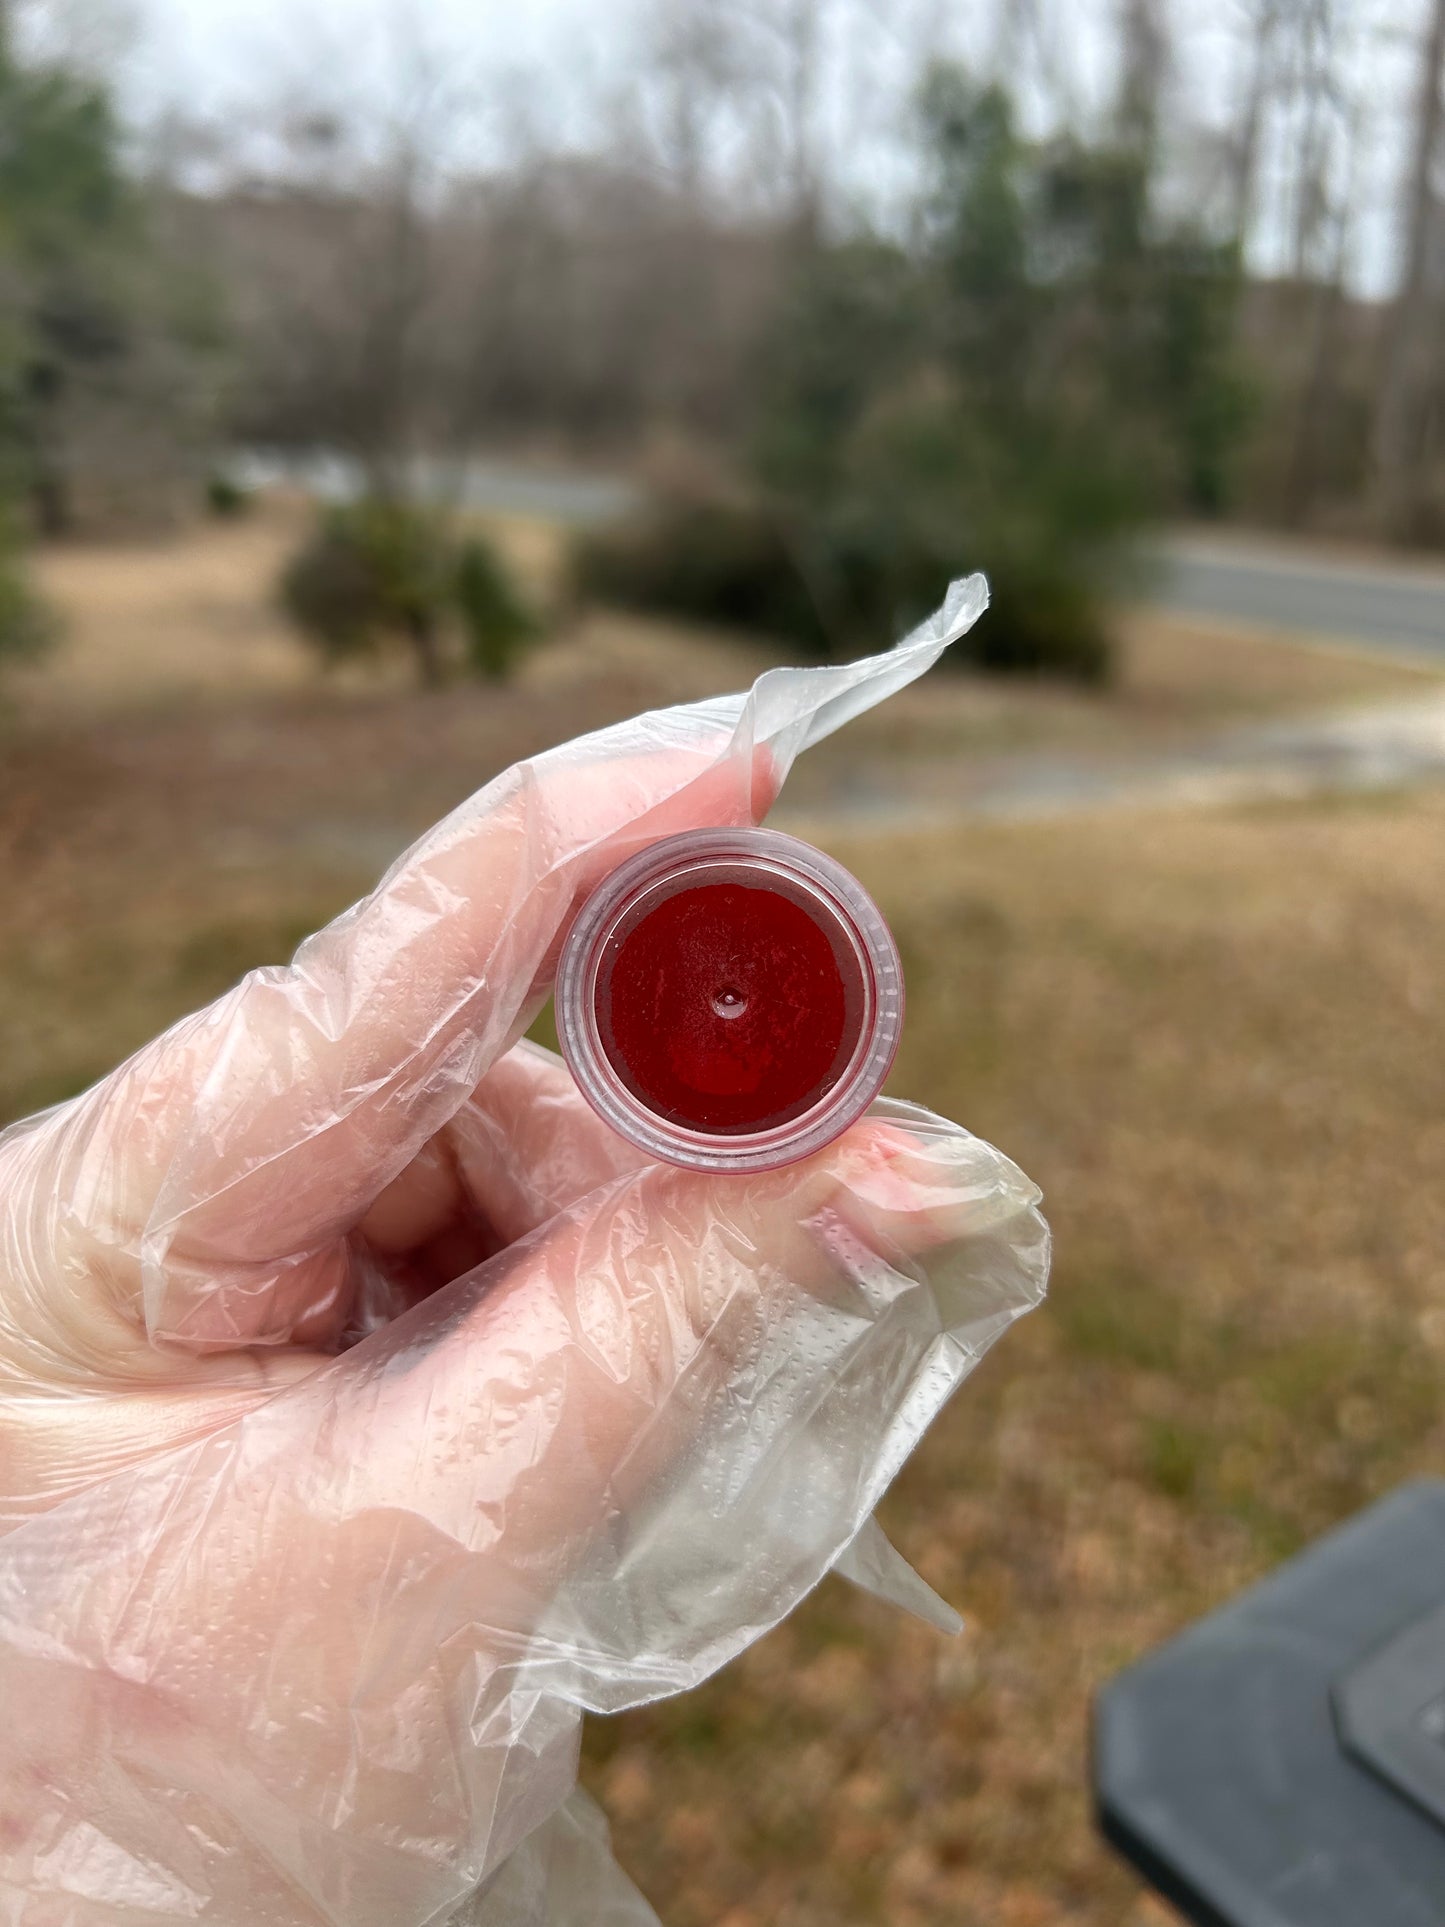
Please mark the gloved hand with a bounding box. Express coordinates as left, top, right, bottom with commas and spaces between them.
0, 580, 1047, 1927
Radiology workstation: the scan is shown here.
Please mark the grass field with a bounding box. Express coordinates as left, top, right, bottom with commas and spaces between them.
16, 497, 1441, 732
3, 515, 1444, 1923
584, 793, 1445, 1926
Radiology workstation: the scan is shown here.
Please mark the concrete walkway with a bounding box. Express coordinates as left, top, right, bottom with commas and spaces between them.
775, 692, 1445, 830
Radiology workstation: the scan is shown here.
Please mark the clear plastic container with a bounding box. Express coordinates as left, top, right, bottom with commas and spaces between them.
556, 828, 904, 1173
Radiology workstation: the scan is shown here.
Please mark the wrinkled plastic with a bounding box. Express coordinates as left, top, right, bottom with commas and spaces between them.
0, 574, 1049, 1926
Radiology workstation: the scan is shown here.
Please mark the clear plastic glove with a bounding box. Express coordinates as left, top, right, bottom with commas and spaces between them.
0, 579, 1049, 1927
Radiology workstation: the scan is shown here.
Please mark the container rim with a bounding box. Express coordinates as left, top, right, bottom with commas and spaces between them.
555, 827, 904, 1173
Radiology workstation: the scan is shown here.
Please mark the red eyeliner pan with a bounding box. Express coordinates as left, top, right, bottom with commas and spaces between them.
557, 828, 904, 1173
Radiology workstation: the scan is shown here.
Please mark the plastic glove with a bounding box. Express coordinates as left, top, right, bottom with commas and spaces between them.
0, 578, 1049, 1927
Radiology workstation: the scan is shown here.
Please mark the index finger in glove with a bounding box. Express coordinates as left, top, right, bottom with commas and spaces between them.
26, 727, 774, 1351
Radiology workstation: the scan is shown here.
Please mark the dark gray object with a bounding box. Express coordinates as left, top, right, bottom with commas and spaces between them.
1093, 1481, 1445, 1927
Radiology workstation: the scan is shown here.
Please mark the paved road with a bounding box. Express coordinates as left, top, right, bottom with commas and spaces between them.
240, 447, 1445, 658
231, 453, 1445, 832
1152, 535, 1445, 660
236, 449, 640, 528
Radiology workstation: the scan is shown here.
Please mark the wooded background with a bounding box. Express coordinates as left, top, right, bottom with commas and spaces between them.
1, 0, 1443, 691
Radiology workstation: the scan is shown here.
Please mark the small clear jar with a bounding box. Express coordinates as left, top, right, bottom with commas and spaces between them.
556, 828, 904, 1173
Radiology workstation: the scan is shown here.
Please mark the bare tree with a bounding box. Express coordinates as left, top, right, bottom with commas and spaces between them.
208, 10, 481, 500
1372, 0, 1445, 535
1227, 0, 1281, 241
1285, 65, 1364, 519
745, 0, 832, 236
634, 0, 759, 203
988, 0, 1083, 131
1285, 0, 1338, 282
1117, 0, 1170, 152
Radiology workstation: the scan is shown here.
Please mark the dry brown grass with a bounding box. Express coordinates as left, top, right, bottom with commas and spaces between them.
2, 646, 1442, 1920
579, 794, 1445, 1927
13, 506, 1438, 738
2, 524, 1443, 1924
22, 497, 311, 714
1114, 605, 1445, 713
13, 499, 573, 720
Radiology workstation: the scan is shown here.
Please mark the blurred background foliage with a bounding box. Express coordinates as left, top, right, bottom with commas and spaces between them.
740, 69, 1248, 676
0, 17, 219, 546
281, 500, 535, 685
1, 0, 1442, 688
577, 70, 1243, 682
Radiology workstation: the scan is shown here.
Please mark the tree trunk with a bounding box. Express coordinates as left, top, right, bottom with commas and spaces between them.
1229, 0, 1277, 243
780, 0, 824, 242
31, 467, 71, 540
406, 612, 443, 688
1286, 71, 1365, 526
1372, 0, 1445, 537
26, 393, 73, 538
1117, 0, 1168, 153
1290, 8, 1331, 286
1284, 275, 1343, 522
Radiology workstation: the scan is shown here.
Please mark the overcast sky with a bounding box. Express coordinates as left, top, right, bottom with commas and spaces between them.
75, 0, 1428, 298
126, 0, 599, 109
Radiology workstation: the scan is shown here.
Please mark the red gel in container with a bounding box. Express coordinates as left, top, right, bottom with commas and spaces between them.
556, 829, 904, 1172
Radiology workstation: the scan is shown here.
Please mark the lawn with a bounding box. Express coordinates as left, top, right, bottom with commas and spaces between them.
2, 525, 1443, 1923
584, 792, 1445, 1926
